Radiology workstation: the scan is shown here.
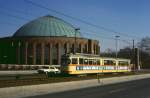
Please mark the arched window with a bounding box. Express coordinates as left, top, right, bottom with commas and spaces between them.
51, 44, 58, 65
36, 44, 41, 65
78, 44, 82, 53
75, 43, 80, 53
44, 44, 50, 65
70, 44, 74, 53
64, 43, 67, 54
27, 43, 33, 65
93, 44, 96, 54
96, 45, 99, 54
83, 44, 88, 53
19, 42, 25, 64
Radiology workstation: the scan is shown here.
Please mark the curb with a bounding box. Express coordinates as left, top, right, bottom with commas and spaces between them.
0, 73, 150, 98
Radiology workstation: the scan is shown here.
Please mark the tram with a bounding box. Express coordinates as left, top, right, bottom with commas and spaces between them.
61, 53, 131, 75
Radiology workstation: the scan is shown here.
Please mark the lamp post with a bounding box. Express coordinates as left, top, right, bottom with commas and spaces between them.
115, 35, 120, 59
74, 28, 80, 54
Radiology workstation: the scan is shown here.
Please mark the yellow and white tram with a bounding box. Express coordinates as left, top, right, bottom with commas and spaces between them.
61, 53, 131, 75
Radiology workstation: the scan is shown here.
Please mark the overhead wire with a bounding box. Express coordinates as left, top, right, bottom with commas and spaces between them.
0, 4, 134, 47
0, 21, 18, 26
0, 6, 38, 18
24, 0, 140, 40
0, 10, 30, 21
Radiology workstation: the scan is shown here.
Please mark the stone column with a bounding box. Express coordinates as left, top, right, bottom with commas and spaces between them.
81, 44, 83, 53
49, 44, 52, 65
33, 43, 36, 65
66, 43, 70, 53
41, 43, 45, 65
98, 46, 100, 54
95, 44, 97, 54
57, 43, 61, 65
25, 42, 28, 65
91, 41, 94, 54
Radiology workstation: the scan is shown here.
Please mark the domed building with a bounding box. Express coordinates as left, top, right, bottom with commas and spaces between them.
0, 15, 100, 66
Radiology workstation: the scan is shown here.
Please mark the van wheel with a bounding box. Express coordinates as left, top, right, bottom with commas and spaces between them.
54, 72, 57, 74
45, 71, 48, 75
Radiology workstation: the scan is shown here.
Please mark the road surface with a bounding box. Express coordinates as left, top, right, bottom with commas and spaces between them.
26, 78, 150, 98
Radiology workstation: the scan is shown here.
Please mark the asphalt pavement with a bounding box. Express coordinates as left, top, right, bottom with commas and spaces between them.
25, 78, 150, 98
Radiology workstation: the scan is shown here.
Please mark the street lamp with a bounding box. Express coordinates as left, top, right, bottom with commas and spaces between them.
115, 35, 120, 58
74, 28, 80, 54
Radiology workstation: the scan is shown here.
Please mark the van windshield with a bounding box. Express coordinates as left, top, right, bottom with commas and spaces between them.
43, 66, 49, 69
49, 67, 55, 69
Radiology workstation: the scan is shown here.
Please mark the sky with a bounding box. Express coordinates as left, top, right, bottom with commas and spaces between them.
0, 0, 150, 51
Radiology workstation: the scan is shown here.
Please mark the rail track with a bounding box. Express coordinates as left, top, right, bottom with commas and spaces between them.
0, 72, 139, 88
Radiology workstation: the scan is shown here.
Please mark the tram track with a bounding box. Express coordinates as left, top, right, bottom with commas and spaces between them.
0, 71, 147, 88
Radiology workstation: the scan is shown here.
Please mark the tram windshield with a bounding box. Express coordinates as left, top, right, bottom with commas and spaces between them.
61, 55, 71, 66
72, 58, 78, 64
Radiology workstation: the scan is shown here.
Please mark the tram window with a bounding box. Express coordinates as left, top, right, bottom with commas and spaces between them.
104, 60, 116, 65
112, 61, 116, 65
97, 60, 100, 65
89, 59, 93, 65
93, 59, 97, 65
84, 59, 88, 64
119, 61, 129, 66
72, 58, 78, 64
104, 60, 108, 65
61, 57, 71, 66
79, 58, 84, 64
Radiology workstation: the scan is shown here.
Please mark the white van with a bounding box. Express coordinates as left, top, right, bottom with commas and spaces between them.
37, 66, 60, 74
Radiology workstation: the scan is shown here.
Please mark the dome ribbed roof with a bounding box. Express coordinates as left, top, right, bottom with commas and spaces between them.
13, 15, 81, 37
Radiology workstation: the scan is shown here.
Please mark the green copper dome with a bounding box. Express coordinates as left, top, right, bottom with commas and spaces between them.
13, 15, 81, 37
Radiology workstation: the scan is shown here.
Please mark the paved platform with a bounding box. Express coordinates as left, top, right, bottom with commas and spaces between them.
0, 71, 37, 75
0, 73, 150, 98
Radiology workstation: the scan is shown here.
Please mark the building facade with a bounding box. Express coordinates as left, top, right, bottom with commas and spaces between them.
0, 15, 100, 65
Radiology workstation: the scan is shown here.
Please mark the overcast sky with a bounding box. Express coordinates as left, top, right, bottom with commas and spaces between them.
0, 0, 149, 51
